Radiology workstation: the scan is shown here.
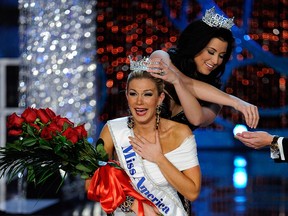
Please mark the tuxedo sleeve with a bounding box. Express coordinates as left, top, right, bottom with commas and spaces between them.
273, 137, 288, 163
281, 137, 288, 161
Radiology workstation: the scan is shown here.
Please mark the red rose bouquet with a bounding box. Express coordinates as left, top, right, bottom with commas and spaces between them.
0, 107, 155, 216
0, 107, 113, 184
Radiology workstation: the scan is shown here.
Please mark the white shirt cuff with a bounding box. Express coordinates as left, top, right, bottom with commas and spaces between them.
270, 137, 285, 160
278, 137, 285, 160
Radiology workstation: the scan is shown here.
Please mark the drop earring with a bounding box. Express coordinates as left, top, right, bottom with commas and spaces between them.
156, 105, 161, 129
127, 108, 134, 129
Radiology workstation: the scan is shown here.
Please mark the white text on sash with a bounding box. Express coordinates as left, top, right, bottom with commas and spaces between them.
122, 145, 170, 214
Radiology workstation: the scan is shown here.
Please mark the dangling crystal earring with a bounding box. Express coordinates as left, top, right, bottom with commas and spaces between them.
156, 105, 161, 129
127, 116, 134, 129
127, 109, 134, 129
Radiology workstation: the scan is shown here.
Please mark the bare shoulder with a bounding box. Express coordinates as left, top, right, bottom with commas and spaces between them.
161, 118, 192, 138
160, 118, 192, 152
99, 123, 114, 157
99, 123, 110, 139
174, 121, 193, 137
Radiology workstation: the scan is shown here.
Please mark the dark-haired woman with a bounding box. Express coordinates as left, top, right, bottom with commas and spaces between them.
148, 9, 259, 131
148, 8, 259, 214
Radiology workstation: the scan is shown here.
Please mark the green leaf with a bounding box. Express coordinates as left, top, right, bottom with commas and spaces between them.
38, 169, 57, 184
6, 142, 22, 151
39, 139, 52, 150
76, 164, 93, 173
96, 144, 108, 158
26, 124, 36, 137
22, 137, 37, 147
39, 145, 53, 150
27, 167, 36, 182
80, 173, 90, 179
54, 142, 64, 153
58, 135, 67, 143
108, 161, 122, 169
81, 155, 93, 160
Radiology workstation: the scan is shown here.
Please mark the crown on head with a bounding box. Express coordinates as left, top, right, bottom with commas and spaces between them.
129, 55, 151, 72
202, 7, 234, 30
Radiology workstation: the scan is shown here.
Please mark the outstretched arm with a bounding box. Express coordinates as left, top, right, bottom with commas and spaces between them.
148, 50, 259, 128
235, 131, 288, 162
234, 131, 272, 149
182, 74, 259, 128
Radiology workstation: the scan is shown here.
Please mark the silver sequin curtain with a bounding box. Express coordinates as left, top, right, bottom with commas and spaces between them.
18, 0, 98, 142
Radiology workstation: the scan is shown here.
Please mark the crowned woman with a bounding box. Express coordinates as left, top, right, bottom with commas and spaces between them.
87, 56, 201, 215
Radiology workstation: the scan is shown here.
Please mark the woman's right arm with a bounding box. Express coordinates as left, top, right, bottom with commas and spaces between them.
148, 50, 259, 128
85, 124, 113, 191
99, 124, 114, 159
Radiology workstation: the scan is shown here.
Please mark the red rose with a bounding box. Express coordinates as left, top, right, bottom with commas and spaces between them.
29, 123, 41, 131
62, 127, 78, 144
21, 107, 37, 123
7, 113, 24, 129
45, 108, 56, 119
53, 116, 74, 128
36, 108, 51, 124
8, 129, 23, 136
40, 122, 62, 140
74, 124, 88, 138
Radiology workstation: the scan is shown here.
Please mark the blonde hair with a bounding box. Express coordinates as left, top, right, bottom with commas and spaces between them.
126, 71, 164, 96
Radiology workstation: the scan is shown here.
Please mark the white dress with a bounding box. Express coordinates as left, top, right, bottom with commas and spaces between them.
108, 117, 199, 216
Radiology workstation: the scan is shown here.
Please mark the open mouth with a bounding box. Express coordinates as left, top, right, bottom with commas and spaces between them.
135, 108, 148, 116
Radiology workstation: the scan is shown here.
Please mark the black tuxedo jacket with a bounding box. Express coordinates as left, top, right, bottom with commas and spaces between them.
274, 137, 288, 162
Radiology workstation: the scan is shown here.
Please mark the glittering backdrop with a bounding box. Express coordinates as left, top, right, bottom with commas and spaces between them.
18, 0, 98, 141
95, 0, 288, 130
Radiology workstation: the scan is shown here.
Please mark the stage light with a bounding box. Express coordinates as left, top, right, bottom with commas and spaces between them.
233, 156, 248, 189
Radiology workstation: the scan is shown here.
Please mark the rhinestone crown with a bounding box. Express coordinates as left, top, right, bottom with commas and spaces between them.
129, 56, 151, 72
202, 7, 234, 30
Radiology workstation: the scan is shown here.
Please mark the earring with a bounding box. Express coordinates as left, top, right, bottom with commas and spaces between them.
127, 108, 134, 129
127, 116, 134, 129
156, 105, 161, 129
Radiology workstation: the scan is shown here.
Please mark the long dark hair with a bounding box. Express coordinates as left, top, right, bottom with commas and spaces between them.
166, 20, 235, 105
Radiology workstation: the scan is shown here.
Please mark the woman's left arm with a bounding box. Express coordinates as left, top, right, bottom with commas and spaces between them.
148, 50, 259, 128
182, 75, 259, 128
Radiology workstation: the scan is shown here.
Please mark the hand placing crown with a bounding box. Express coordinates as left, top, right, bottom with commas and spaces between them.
202, 7, 234, 30
129, 55, 151, 72
129, 55, 167, 76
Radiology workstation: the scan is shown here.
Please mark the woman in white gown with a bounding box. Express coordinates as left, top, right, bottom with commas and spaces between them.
98, 69, 201, 215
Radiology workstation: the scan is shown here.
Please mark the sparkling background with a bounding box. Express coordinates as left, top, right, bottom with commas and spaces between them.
15, 0, 288, 139
18, 0, 98, 141
95, 0, 288, 131
0, 1, 287, 214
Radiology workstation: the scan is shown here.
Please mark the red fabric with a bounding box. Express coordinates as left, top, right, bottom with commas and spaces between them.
87, 162, 154, 215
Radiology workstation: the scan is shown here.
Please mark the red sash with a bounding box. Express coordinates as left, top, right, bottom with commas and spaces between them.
87, 161, 155, 215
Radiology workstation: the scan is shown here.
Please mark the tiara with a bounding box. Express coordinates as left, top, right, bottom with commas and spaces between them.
129, 55, 151, 71
202, 7, 234, 30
